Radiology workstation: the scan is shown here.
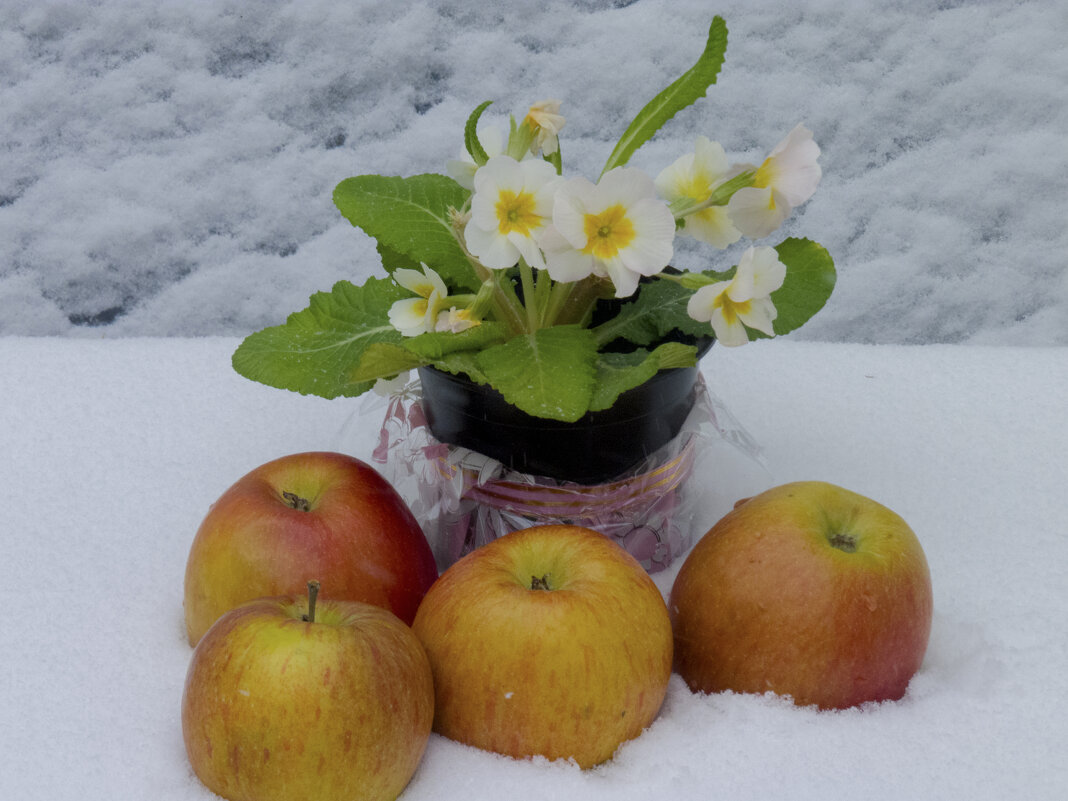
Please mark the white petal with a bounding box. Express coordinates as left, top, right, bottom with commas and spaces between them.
738, 296, 778, 337
692, 136, 730, 180
682, 206, 742, 249
654, 152, 695, 201
545, 247, 595, 284
767, 124, 821, 207
686, 282, 730, 323
551, 177, 595, 248
744, 246, 787, 297
592, 166, 657, 211
602, 258, 642, 298
710, 306, 751, 347
392, 267, 428, 294
464, 218, 519, 269
388, 297, 430, 336
445, 158, 477, 191
509, 230, 546, 270
393, 265, 445, 298
517, 158, 560, 192
469, 184, 502, 231
474, 155, 525, 194
727, 186, 787, 239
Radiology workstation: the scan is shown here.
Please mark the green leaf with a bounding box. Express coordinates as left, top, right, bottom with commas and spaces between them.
464, 100, 493, 164
429, 351, 489, 385
601, 16, 728, 175
589, 342, 698, 412
333, 173, 479, 291
768, 238, 836, 337
232, 278, 406, 399
350, 342, 428, 382
403, 322, 509, 359
375, 241, 422, 275
591, 279, 712, 347
476, 326, 598, 422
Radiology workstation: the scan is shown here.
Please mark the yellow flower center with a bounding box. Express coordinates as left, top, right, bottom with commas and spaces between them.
678, 170, 713, 202
581, 204, 636, 259
754, 156, 779, 189
495, 190, 541, 236
713, 292, 749, 326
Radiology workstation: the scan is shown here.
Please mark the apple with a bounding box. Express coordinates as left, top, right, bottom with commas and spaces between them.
669, 481, 933, 709
184, 451, 437, 645
411, 524, 673, 768
182, 582, 434, 801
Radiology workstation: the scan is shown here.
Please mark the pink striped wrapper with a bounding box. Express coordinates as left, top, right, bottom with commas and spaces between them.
370, 376, 769, 574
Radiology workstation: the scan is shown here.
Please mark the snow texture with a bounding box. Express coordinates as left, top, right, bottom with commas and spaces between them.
1, 337, 1066, 799
1, 0, 1066, 343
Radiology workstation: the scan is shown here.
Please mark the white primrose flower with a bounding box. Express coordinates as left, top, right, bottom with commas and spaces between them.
655, 136, 742, 249
524, 99, 566, 156
727, 123, 822, 239
541, 167, 675, 298
464, 155, 562, 270
686, 245, 787, 347
388, 264, 449, 337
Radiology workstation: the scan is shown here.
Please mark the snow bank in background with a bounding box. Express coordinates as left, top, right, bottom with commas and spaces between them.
1, 0, 1066, 343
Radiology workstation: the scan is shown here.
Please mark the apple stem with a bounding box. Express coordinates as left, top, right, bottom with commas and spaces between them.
828, 532, 858, 553
282, 491, 311, 512
530, 574, 551, 591
303, 580, 321, 622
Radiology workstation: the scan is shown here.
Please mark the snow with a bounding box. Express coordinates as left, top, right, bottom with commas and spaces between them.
2, 0, 1067, 344
2, 337, 1066, 799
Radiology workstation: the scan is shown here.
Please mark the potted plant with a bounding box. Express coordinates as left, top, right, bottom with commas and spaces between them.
232, 17, 835, 568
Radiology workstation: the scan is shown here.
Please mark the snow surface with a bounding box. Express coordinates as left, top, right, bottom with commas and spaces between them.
2, 337, 1066, 800
2, 0, 1067, 344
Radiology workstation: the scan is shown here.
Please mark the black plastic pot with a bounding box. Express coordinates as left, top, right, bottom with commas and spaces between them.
418, 341, 711, 484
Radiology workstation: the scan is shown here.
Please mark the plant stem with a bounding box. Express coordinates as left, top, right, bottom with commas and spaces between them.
305, 580, 320, 623
490, 271, 529, 335
517, 258, 540, 332
550, 276, 614, 326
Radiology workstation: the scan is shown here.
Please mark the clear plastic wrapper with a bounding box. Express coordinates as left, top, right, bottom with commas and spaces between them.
365, 376, 772, 573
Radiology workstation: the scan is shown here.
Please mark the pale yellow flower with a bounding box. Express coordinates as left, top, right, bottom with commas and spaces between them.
686, 246, 786, 346
464, 156, 561, 269
388, 264, 448, 337
655, 136, 742, 249
728, 123, 821, 239
541, 167, 675, 297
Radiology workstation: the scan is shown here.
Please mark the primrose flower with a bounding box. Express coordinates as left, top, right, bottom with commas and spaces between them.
728, 123, 821, 239
388, 264, 448, 337
541, 167, 675, 298
464, 156, 562, 270
655, 136, 742, 249
435, 306, 480, 334
686, 245, 786, 346
524, 99, 566, 156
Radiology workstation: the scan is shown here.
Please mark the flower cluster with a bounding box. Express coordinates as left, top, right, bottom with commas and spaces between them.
391, 105, 821, 347
232, 17, 836, 423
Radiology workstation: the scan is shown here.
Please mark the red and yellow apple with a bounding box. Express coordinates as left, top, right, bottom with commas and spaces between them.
669, 481, 933, 709
411, 524, 673, 768
182, 583, 434, 801
184, 451, 437, 645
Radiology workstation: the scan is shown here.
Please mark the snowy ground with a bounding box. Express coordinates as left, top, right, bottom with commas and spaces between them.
2, 337, 1065, 800
2, 0, 1067, 344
